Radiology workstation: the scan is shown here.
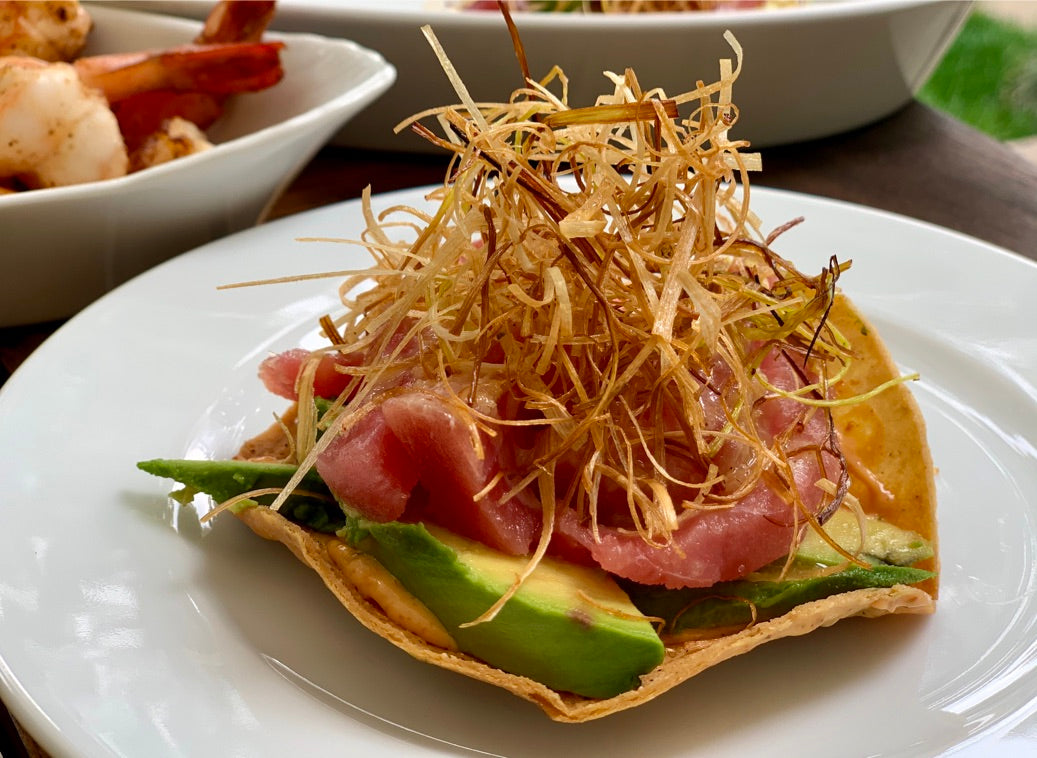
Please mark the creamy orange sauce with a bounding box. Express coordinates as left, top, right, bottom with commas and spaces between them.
326, 539, 458, 651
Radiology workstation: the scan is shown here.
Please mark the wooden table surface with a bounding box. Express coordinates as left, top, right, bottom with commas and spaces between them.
2, 101, 1036, 758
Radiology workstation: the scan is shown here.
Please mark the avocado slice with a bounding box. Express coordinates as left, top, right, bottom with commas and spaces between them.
139, 458, 664, 697
136, 458, 345, 533
624, 564, 934, 636
796, 508, 934, 567
343, 519, 665, 699
625, 509, 935, 636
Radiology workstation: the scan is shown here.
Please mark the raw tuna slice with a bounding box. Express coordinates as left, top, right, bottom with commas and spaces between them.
315, 406, 418, 523
552, 347, 844, 588
258, 348, 359, 400
554, 440, 838, 588
381, 392, 541, 556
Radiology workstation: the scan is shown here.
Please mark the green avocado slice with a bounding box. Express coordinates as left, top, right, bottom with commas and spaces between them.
136, 458, 345, 533
624, 510, 935, 636
796, 508, 935, 567
624, 564, 935, 636
342, 519, 665, 699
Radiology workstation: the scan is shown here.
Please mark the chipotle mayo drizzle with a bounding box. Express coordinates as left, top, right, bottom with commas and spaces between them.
325, 539, 458, 651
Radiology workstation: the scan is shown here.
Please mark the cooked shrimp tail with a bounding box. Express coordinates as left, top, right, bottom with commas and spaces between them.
112, 90, 225, 152
73, 41, 285, 103
72, 39, 285, 154
110, 0, 279, 151
197, 0, 276, 43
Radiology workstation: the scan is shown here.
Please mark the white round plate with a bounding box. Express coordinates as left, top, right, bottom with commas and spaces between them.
0, 186, 1035, 757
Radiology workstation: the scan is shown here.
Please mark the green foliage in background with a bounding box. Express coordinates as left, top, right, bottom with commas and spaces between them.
920, 10, 1037, 140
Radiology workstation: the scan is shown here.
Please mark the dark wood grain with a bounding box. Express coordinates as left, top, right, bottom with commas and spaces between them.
757, 102, 1037, 256
264, 147, 451, 222
2, 101, 1037, 758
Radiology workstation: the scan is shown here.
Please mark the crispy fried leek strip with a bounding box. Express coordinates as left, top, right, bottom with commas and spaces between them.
219, 21, 926, 617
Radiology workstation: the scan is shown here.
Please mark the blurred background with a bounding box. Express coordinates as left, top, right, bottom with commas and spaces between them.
923, 1, 1037, 164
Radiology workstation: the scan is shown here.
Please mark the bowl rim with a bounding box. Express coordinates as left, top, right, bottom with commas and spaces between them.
275, 0, 957, 30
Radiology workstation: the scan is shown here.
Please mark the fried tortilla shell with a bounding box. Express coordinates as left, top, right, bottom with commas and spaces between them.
234, 293, 938, 722
827, 294, 939, 597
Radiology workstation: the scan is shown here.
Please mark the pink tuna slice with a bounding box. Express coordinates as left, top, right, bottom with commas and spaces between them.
551, 348, 844, 588
258, 348, 360, 400
380, 392, 540, 556
312, 387, 539, 556
554, 439, 838, 588
259, 321, 429, 401
315, 406, 418, 522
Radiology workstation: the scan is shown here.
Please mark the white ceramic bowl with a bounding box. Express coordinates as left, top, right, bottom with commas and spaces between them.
120, 0, 970, 154
0, 4, 395, 326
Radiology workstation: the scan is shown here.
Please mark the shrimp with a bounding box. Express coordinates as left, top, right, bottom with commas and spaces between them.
77, 39, 285, 154
73, 41, 286, 103
0, 1, 283, 191
0, 57, 127, 190
0, 1, 91, 61
101, 0, 279, 151
198, 0, 276, 43
129, 116, 213, 173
